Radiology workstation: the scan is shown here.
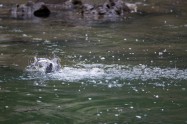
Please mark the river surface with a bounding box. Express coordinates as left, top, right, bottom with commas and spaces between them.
0, 0, 187, 124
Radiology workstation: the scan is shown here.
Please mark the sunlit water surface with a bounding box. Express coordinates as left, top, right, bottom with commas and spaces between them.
0, 0, 187, 124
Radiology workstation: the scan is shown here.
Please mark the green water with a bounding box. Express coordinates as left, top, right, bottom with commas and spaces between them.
0, 0, 187, 124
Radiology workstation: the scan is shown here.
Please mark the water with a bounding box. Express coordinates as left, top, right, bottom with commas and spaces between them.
0, 0, 187, 123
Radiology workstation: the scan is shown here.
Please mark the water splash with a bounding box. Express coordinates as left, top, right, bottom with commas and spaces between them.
49, 64, 187, 81
25, 59, 187, 81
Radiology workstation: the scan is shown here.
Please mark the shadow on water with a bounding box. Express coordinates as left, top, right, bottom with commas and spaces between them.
0, 0, 187, 123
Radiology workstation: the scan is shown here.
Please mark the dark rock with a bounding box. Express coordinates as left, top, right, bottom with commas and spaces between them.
10, 1, 51, 18
33, 4, 50, 17
10, 0, 139, 20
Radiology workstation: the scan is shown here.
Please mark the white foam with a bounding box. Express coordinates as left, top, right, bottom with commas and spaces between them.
25, 57, 187, 82
43, 64, 187, 81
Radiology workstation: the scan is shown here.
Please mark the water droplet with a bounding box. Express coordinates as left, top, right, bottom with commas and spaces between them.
108, 84, 112, 88
44, 40, 50, 43
136, 115, 142, 119
33, 38, 42, 41
22, 34, 28, 37
182, 88, 186, 91
36, 100, 41, 103
158, 52, 163, 56
154, 95, 159, 98
130, 106, 134, 109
